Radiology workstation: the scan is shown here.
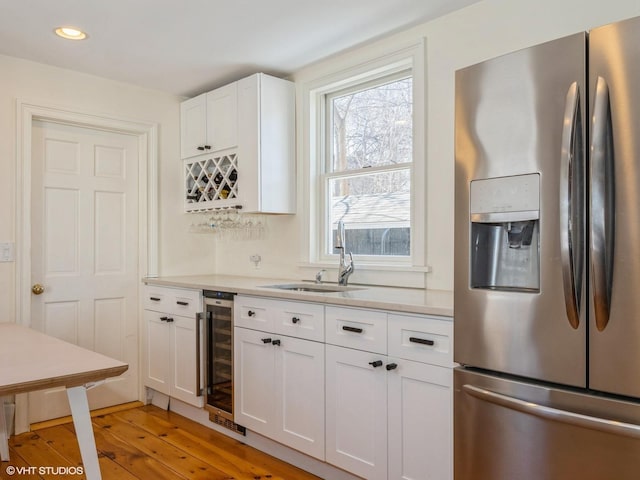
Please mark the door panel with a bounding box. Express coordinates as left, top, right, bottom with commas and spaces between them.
233, 327, 275, 434
29, 120, 139, 423
588, 16, 640, 398
325, 345, 387, 480
454, 33, 587, 386
276, 336, 324, 460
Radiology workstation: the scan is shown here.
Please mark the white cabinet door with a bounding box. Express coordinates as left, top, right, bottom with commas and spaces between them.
180, 93, 207, 158
206, 82, 238, 152
234, 327, 276, 435
275, 336, 325, 460
171, 314, 203, 407
387, 358, 453, 480
325, 344, 388, 480
143, 310, 171, 395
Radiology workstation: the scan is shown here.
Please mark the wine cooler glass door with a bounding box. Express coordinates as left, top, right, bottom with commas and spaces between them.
205, 297, 234, 420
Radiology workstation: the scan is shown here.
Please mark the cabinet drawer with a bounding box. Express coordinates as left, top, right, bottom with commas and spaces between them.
326, 306, 387, 354
143, 285, 201, 318
274, 301, 324, 342
388, 313, 453, 367
234, 295, 275, 330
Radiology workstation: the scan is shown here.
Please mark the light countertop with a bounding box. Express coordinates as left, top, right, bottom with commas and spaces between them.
143, 274, 453, 318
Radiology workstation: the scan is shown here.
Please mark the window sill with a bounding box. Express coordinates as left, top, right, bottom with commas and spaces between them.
298, 261, 432, 273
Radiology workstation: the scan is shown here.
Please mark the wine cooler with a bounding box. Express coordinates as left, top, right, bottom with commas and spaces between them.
202, 290, 246, 435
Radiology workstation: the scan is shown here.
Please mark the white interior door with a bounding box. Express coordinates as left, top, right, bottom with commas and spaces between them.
28, 120, 140, 423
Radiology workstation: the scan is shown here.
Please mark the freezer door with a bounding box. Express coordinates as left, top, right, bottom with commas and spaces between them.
589, 16, 640, 399
454, 33, 587, 386
454, 368, 640, 480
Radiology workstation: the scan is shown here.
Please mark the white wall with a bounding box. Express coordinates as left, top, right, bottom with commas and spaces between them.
211, 0, 640, 291
0, 54, 216, 324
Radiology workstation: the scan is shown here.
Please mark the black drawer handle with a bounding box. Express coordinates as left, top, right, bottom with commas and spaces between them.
197, 146, 205, 151
342, 325, 363, 334
410, 337, 434, 346
292, 317, 300, 324
386, 363, 398, 371
272, 339, 281, 346
262, 338, 272, 344
204, 145, 211, 150
176, 301, 189, 306
150, 297, 161, 301
248, 310, 256, 317
160, 316, 168, 322
369, 360, 383, 368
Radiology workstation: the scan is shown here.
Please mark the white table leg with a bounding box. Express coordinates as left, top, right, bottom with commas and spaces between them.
67, 386, 101, 480
0, 396, 9, 461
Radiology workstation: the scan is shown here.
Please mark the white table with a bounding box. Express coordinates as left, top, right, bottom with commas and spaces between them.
0, 323, 128, 480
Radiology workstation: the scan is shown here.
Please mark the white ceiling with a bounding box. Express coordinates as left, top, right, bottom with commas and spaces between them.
0, 0, 479, 97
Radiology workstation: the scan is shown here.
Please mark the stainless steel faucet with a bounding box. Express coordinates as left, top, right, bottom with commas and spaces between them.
335, 220, 354, 286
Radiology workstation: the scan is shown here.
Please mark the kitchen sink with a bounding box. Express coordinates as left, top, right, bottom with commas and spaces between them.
260, 283, 365, 293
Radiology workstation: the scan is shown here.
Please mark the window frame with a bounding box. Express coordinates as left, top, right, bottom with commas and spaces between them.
302, 40, 426, 272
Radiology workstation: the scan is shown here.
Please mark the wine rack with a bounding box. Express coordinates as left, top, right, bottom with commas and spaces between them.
185, 152, 239, 211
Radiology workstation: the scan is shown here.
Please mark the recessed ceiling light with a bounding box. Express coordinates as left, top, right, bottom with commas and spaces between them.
54, 26, 88, 40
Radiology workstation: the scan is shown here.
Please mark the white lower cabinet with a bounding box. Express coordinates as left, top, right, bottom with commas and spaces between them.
143, 285, 203, 408
325, 306, 453, 480
233, 296, 453, 479
387, 358, 452, 480
325, 344, 388, 479
234, 326, 325, 459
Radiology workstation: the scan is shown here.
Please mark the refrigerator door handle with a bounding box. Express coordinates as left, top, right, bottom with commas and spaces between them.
559, 81, 581, 329
463, 384, 640, 439
590, 75, 615, 332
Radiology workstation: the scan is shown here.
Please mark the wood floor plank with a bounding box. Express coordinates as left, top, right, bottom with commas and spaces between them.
113, 407, 293, 480
63, 421, 188, 480
91, 413, 232, 480
0, 447, 43, 480
8, 432, 75, 480
36, 425, 137, 480
142, 405, 322, 480
6, 405, 322, 480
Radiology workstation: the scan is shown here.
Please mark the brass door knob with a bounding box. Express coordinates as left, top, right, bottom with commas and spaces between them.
31, 284, 44, 295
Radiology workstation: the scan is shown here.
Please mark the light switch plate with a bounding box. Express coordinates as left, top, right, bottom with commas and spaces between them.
0, 243, 15, 262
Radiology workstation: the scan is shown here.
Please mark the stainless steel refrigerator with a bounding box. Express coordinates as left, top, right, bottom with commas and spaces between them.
454, 16, 640, 480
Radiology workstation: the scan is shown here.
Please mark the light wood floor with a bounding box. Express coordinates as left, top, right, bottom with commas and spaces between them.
1, 405, 321, 480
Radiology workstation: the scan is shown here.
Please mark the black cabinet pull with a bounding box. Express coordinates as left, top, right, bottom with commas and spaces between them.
197, 146, 205, 151
369, 360, 383, 368
150, 297, 161, 301
160, 316, 168, 322
262, 338, 272, 344
166, 317, 174, 323
386, 363, 398, 371
272, 339, 281, 346
409, 337, 435, 346
176, 301, 189, 306
248, 310, 256, 317
204, 145, 212, 150
342, 325, 363, 334
292, 317, 300, 324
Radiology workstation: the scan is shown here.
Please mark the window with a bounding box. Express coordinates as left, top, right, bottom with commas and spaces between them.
322, 72, 413, 261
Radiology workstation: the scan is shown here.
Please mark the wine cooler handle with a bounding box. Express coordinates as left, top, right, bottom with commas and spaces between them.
590, 76, 615, 332
196, 312, 203, 397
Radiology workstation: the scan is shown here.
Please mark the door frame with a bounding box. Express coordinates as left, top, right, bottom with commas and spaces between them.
14, 99, 159, 433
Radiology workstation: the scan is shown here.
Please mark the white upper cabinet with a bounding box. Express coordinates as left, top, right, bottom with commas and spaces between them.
237, 73, 295, 214
206, 82, 238, 153
180, 84, 237, 159
182, 73, 295, 213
